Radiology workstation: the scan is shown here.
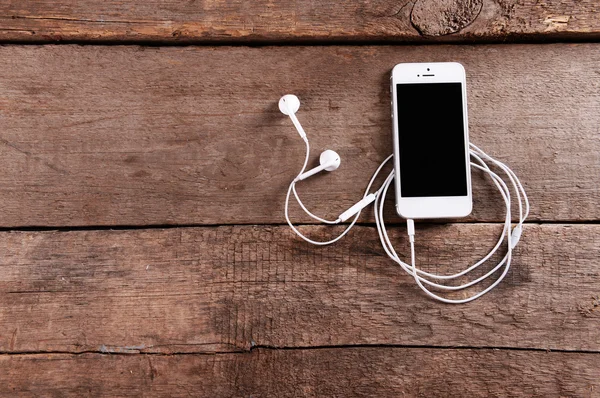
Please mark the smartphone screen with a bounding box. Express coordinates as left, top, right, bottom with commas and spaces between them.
396, 82, 468, 197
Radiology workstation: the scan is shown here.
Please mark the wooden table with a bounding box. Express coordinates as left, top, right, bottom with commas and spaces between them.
0, 1, 599, 396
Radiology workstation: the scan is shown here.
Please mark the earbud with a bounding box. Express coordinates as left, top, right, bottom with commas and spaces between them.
279, 94, 300, 115
280, 94, 342, 181
279, 94, 306, 139
281, 93, 380, 244
295, 150, 341, 181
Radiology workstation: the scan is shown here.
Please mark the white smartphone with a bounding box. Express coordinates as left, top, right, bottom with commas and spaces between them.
391, 62, 472, 219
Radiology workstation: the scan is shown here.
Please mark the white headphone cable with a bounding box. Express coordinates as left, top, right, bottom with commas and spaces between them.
284, 134, 392, 245
373, 146, 529, 303
282, 95, 529, 302
286, 141, 529, 302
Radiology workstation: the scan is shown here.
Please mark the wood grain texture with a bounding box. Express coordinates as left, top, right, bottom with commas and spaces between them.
0, 44, 598, 227
0, 0, 598, 43
1, 224, 598, 354
1, 349, 599, 397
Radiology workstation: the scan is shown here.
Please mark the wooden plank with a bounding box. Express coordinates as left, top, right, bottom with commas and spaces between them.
0, 44, 598, 227
1, 224, 598, 354
0, 1, 598, 43
1, 349, 598, 397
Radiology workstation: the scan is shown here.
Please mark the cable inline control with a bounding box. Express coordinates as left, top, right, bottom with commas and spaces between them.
280, 94, 530, 303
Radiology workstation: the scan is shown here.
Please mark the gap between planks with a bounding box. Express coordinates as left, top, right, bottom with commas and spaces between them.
0, 221, 598, 234
2, 343, 600, 357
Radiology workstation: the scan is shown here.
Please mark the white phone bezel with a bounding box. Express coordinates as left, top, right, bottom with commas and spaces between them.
391, 62, 472, 219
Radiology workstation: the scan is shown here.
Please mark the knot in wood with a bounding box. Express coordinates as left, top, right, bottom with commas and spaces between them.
411, 0, 483, 36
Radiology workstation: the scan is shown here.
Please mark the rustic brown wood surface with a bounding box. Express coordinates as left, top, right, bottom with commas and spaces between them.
1, 224, 598, 354
0, 44, 598, 227
0, 0, 598, 43
1, 1, 599, 394
1, 349, 599, 397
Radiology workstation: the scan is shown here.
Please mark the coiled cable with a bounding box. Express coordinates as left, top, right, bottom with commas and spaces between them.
285, 142, 529, 303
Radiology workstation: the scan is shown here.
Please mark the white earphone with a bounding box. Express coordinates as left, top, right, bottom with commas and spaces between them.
279, 94, 529, 303
280, 95, 379, 234
280, 95, 341, 181
296, 149, 340, 182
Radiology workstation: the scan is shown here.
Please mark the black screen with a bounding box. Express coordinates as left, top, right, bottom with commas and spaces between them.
396, 82, 468, 197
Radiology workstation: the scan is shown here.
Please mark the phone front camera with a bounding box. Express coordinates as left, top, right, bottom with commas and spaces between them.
427, 68, 430, 71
